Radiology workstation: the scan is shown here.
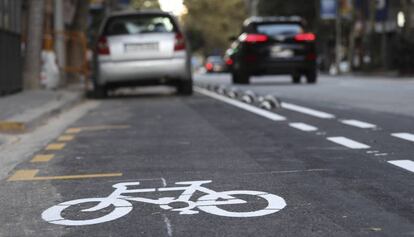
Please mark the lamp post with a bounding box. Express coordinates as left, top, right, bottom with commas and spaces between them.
54, 0, 66, 86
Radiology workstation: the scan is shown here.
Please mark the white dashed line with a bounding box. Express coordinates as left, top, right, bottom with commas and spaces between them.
341, 120, 377, 129
327, 137, 371, 149
392, 133, 414, 143
162, 214, 173, 237
195, 88, 286, 121
289, 123, 318, 132
388, 160, 414, 173
281, 102, 335, 119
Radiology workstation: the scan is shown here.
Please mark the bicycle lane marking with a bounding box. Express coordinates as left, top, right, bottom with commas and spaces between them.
41, 180, 287, 226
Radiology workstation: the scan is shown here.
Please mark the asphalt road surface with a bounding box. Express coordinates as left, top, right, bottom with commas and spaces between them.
0, 74, 413, 236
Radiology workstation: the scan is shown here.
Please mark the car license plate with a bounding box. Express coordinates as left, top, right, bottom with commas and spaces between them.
125, 43, 159, 52
271, 46, 294, 58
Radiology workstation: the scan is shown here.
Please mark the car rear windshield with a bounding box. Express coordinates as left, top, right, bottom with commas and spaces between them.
255, 23, 303, 36
104, 14, 177, 36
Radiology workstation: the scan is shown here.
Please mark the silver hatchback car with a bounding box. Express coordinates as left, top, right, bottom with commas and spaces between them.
92, 11, 192, 97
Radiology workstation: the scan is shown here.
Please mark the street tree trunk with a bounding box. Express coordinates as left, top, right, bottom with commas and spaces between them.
67, 0, 89, 82
23, 0, 45, 90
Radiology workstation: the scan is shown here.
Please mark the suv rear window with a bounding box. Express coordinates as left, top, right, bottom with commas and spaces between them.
255, 23, 303, 36
104, 15, 177, 36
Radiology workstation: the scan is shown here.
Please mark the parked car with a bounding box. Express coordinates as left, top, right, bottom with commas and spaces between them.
92, 10, 193, 97
226, 16, 317, 84
204, 56, 227, 73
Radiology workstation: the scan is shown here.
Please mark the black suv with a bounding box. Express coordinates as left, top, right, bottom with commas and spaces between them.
225, 17, 317, 84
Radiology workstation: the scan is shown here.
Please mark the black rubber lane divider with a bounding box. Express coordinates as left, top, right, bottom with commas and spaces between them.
195, 83, 284, 111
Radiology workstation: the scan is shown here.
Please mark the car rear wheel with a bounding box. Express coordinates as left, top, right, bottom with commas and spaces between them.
176, 80, 193, 96
292, 75, 301, 84
306, 71, 317, 84
232, 70, 250, 84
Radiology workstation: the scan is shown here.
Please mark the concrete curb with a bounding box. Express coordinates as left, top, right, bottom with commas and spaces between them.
0, 91, 84, 133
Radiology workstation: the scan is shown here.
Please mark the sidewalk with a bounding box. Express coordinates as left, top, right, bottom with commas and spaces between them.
0, 88, 84, 133
323, 70, 414, 80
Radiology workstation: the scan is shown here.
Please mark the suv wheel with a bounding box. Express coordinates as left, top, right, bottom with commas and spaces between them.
292, 75, 301, 84
177, 80, 193, 96
232, 70, 250, 84
306, 71, 318, 84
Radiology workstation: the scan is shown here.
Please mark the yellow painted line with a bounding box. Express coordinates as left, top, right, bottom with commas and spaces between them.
0, 121, 25, 132
31, 154, 55, 163
58, 135, 74, 142
45, 143, 66, 151
64, 125, 130, 135
65, 128, 82, 134
8, 169, 123, 181
80, 125, 131, 131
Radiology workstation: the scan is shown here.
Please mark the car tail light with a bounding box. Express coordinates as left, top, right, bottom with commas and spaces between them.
174, 33, 186, 51
97, 36, 110, 55
295, 33, 316, 42
240, 34, 269, 43
205, 63, 213, 71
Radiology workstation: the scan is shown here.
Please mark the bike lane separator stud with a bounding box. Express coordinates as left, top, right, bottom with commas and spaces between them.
31, 154, 55, 163
46, 143, 66, 151
65, 128, 82, 134
58, 135, 75, 142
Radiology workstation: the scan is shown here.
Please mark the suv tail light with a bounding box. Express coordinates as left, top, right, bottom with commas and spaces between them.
174, 33, 186, 51
294, 33, 316, 42
240, 33, 269, 43
97, 36, 110, 55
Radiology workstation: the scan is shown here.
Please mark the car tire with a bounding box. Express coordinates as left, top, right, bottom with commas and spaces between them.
232, 70, 250, 84
177, 80, 193, 96
306, 71, 318, 84
93, 85, 107, 99
292, 75, 301, 84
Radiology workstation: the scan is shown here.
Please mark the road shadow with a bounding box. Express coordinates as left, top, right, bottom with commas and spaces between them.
87, 86, 180, 100
248, 77, 308, 87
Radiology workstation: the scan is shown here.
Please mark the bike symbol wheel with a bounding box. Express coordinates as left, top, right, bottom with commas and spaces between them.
42, 198, 133, 226
197, 190, 286, 218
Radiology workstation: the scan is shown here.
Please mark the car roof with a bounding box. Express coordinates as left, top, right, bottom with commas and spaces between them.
99, 10, 180, 35
244, 16, 304, 26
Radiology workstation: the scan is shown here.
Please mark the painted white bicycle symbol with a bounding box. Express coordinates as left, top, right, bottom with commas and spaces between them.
42, 180, 286, 226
